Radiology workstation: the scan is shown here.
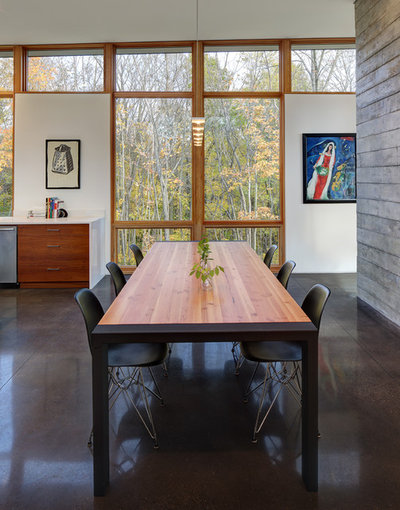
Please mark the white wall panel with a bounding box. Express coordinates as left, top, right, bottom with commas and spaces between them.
285, 94, 357, 273
14, 93, 111, 269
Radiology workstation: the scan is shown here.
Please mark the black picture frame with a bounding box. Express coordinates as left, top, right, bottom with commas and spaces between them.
46, 139, 80, 189
303, 133, 356, 203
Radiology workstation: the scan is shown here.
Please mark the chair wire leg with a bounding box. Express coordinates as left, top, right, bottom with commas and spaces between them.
137, 368, 159, 448
162, 344, 173, 377
147, 367, 165, 405
88, 367, 125, 448
231, 342, 245, 375
253, 365, 284, 443
88, 366, 164, 449
117, 367, 160, 448
243, 362, 261, 402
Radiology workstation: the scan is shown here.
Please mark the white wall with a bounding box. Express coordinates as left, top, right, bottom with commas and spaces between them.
14, 93, 111, 265
0, 0, 355, 45
285, 94, 357, 273
13, 92, 356, 276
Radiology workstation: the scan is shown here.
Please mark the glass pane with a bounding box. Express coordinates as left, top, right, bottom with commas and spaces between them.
27, 50, 104, 91
0, 99, 13, 216
117, 228, 191, 266
115, 98, 192, 221
116, 48, 192, 91
291, 46, 356, 92
206, 227, 280, 264
204, 46, 279, 92
205, 98, 280, 221
0, 52, 13, 91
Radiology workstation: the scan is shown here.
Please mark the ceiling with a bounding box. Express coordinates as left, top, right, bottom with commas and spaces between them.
0, 0, 355, 45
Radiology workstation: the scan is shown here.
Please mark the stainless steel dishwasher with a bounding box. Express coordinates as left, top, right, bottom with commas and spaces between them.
0, 226, 18, 286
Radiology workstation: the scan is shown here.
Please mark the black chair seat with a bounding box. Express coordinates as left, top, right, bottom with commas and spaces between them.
108, 342, 168, 367
240, 341, 301, 362
74, 287, 167, 448
240, 283, 331, 443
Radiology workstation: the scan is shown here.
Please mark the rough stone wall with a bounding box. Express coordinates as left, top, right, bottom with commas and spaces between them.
356, 0, 400, 324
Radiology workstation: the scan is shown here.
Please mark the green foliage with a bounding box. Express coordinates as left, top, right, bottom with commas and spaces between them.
117, 227, 190, 266
206, 227, 279, 259
189, 236, 224, 283
27, 55, 103, 92
0, 56, 13, 91
0, 98, 12, 216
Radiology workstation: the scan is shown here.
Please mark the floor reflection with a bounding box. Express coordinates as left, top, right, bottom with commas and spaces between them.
0, 275, 399, 509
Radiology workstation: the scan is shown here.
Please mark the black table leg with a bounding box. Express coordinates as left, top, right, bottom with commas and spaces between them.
92, 343, 109, 496
302, 332, 319, 491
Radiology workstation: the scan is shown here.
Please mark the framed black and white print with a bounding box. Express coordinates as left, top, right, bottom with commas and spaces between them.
303, 133, 356, 203
46, 139, 80, 189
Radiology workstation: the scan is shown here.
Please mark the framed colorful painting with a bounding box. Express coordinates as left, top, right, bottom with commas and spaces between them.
303, 133, 356, 203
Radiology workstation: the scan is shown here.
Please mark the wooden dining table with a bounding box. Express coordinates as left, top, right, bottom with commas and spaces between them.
91, 241, 319, 496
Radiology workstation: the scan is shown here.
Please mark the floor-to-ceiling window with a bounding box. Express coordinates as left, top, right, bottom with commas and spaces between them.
114, 45, 193, 265
112, 41, 285, 267
0, 49, 13, 216
203, 43, 282, 263
0, 39, 355, 260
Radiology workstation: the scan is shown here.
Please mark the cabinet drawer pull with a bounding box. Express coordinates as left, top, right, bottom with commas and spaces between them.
47, 268, 60, 271
47, 245, 61, 248
47, 228, 60, 232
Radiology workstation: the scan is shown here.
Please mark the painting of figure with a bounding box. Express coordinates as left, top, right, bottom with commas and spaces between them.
303, 134, 356, 203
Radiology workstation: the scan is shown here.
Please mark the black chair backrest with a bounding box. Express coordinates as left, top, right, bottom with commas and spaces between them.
263, 244, 278, 268
106, 261, 126, 296
74, 288, 104, 355
129, 243, 144, 267
276, 260, 296, 289
301, 284, 331, 331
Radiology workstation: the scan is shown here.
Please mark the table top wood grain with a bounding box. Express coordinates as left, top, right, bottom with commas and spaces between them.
99, 241, 310, 327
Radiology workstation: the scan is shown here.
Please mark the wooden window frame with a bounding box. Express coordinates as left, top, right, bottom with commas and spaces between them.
111, 42, 195, 270
288, 37, 356, 95
0, 38, 356, 269
111, 39, 287, 270
23, 43, 106, 94
0, 46, 16, 215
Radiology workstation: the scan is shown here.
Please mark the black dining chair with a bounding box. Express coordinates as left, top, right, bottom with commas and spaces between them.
231, 259, 296, 375
106, 260, 172, 371
276, 260, 296, 290
240, 283, 331, 443
106, 261, 126, 296
74, 288, 168, 448
129, 243, 144, 267
263, 244, 278, 268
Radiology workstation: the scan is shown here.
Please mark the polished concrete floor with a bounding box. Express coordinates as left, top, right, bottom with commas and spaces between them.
0, 273, 399, 509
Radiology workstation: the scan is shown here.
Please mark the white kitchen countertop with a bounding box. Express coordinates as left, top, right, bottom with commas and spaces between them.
0, 216, 103, 225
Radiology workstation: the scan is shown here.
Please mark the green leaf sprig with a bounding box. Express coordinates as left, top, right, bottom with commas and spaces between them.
189, 236, 224, 283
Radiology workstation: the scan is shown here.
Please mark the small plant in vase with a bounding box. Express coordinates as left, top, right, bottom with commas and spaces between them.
190, 236, 224, 290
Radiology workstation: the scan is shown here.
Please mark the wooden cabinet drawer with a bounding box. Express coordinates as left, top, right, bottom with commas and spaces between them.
18, 224, 89, 286
18, 262, 88, 282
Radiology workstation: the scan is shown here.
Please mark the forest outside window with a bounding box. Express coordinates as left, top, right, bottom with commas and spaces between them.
115, 42, 283, 266
0, 51, 13, 92
116, 47, 192, 92
0, 50, 13, 217
204, 45, 280, 91
204, 97, 280, 222
291, 43, 356, 92
115, 97, 192, 222
0, 98, 12, 216
114, 46, 193, 265
27, 48, 104, 92
206, 227, 280, 263
117, 228, 191, 267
